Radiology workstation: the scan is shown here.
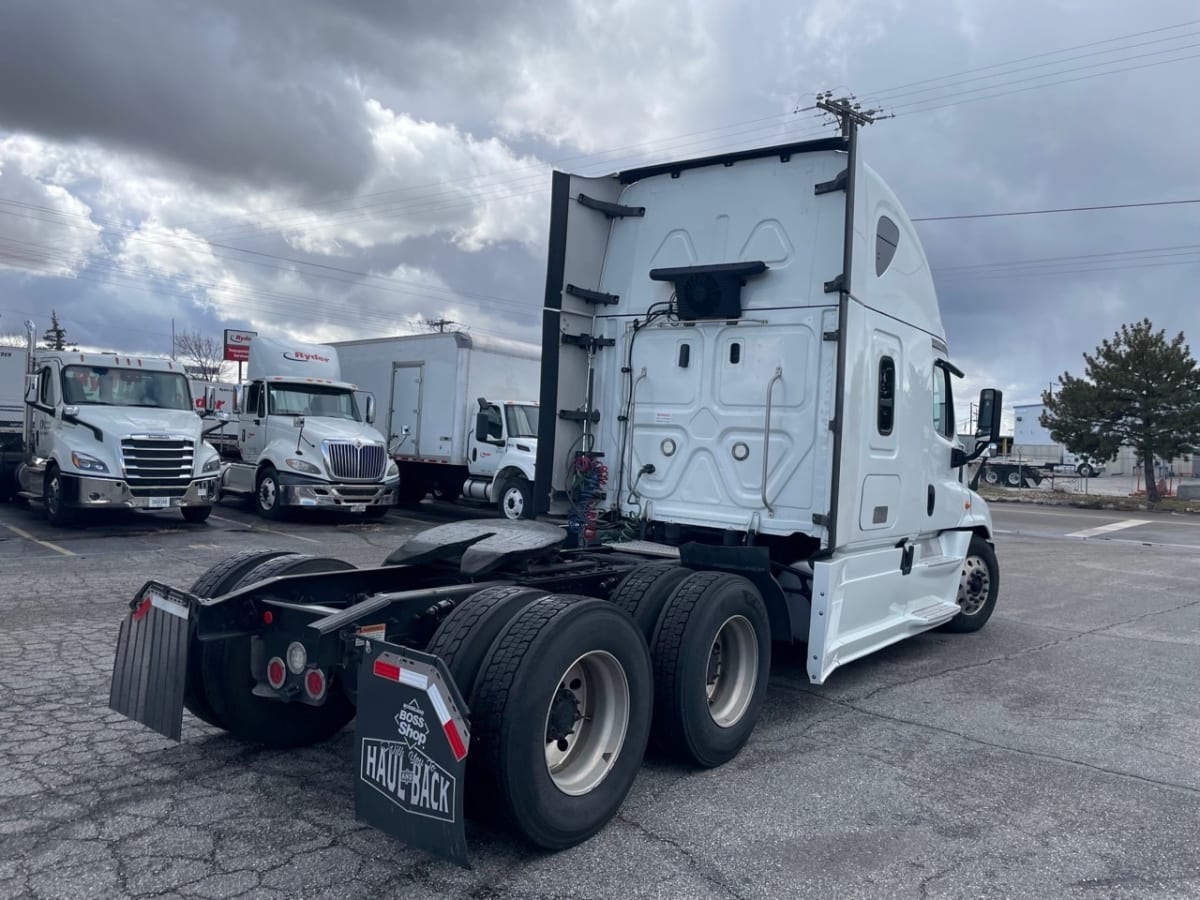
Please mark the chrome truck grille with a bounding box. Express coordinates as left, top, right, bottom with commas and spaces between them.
324, 441, 386, 481
121, 437, 195, 497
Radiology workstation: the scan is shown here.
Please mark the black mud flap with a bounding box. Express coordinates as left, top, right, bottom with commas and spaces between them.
108, 582, 193, 741
355, 640, 473, 869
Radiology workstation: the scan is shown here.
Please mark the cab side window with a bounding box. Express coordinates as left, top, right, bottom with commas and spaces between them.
245, 382, 263, 417
485, 405, 503, 441
39, 367, 56, 406
932, 364, 954, 439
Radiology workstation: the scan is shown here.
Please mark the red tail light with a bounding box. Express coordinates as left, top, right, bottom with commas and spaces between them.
266, 657, 287, 690
304, 668, 327, 701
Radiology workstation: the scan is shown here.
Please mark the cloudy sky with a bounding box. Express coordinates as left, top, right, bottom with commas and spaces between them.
0, 0, 1197, 426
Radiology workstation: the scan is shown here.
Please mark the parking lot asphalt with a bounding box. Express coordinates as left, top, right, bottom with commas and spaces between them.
1, 499, 1198, 899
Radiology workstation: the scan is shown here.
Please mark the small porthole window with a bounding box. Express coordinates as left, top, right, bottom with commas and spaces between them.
876, 216, 899, 276
877, 356, 895, 435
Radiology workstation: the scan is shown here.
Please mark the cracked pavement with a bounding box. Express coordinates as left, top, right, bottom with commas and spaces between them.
1, 501, 1199, 898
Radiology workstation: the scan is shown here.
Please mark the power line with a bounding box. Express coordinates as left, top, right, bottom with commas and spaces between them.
914, 199, 1200, 222
932, 243, 1200, 272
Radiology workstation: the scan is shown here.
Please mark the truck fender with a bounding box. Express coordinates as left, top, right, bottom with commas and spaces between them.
494, 464, 533, 487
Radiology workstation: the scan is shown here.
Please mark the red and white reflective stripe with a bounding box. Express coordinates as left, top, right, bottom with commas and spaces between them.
372, 658, 428, 691
372, 656, 468, 762
427, 683, 468, 762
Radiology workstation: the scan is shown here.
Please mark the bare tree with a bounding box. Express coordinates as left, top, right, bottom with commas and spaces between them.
173, 328, 225, 381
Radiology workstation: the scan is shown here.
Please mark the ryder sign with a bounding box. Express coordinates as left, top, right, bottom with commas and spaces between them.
223, 329, 257, 362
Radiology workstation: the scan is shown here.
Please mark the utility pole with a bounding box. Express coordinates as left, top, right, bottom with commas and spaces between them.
422, 318, 458, 333
814, 92, 891, 136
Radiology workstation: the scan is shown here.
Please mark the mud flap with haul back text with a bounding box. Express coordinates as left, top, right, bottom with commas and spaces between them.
355, 640, 473, 868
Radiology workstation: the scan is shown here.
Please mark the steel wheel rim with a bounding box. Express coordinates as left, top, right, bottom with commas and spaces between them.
47, 476, 61, 516
1006, 471, 1021, 486
706, 615, 758, 728
958, 555, 991, 615
259, 477, 277, 510
543, 650, 629, 796
984, 470, 998, 485
503, 486, 523, 518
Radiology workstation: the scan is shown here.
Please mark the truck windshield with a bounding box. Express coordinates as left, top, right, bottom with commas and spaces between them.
505, 404, 539, 439
268, 384, 361, 421
61, 366, 193, 410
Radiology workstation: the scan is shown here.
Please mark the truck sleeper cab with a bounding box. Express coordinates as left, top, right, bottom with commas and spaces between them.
110, 128, 1003, 867
15, 344, 219, 527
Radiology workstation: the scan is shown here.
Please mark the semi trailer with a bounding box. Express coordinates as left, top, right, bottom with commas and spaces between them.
109, 116, 1003, 867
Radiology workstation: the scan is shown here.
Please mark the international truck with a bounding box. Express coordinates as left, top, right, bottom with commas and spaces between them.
333, 332, 541, 519
109, 116, 1003, 868
214, 336, 398, 518
2, 322, 220, 525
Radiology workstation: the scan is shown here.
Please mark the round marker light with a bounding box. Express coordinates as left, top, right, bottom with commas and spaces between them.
266, 657, 287, 690
286, 641, 308, 674
304, 668, 327, 701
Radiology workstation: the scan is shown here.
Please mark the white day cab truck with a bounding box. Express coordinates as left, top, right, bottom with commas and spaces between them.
334, 332, 541, 519
0, 322, 220, 526
215, 336, 398, 519
109, 113, 1003, 868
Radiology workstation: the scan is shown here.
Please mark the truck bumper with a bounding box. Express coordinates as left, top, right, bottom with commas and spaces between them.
280, 478, 397, 509
71, 474, 217, 510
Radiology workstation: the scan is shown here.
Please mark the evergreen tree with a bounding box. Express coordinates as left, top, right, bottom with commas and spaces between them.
40, 309, 78, 351
1041, 319, 1200, 502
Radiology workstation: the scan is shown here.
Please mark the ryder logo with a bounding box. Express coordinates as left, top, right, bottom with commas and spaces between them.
360, 697, 455, 821
283, 351, 331, 364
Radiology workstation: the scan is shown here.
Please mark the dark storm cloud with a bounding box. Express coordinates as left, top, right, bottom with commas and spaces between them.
0, 0, 381, 194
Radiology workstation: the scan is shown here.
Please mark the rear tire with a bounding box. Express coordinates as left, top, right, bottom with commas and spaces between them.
185, 550, 298, 728
181, 505, 211, 524
1005, 470, 1021, 487
608, 563, 694, 642
983, 468, 999, 485
939, 535, 999, 633
1078, 463, 1095, 478
649, 572, 771, 768
201, 554, 357, 747
425, 585, 549, 700
470, 595, 653, 850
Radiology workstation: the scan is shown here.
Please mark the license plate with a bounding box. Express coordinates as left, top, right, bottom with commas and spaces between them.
350, 504, 367, 513
147, 496, 170, 509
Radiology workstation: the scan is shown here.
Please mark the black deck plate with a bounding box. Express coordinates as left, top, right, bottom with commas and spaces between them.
384, 520, 566, 575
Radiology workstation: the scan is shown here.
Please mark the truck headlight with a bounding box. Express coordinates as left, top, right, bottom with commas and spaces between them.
286, 458, 322, 475
70, 451, 109, 473
202, 456, 222, 474
385, 459, 399, 479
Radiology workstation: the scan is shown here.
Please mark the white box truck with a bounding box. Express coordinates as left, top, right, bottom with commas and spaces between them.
0, 344, 30, 500
333, 332, 541, 518
216, 335, 398, 518
3, 322, 220, 526
111, 116, 1003, 867
189, 378, 238, 456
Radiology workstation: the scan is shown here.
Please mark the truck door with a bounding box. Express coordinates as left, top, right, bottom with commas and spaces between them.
469, 401, 504, 479
240, 381, 267, 462
388, 363, 423, 456
805, 310, 967, 685
30, 361, 62, 457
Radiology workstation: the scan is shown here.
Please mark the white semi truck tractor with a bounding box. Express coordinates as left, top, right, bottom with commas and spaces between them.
4, 322, 220, 526
215, 336, 398, 518
111, 114, 1003, 868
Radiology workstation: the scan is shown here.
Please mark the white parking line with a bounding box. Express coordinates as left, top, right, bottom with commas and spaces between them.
209, 514, 321, 544
1066, 519, 1151, 539
1, 523, 76, 557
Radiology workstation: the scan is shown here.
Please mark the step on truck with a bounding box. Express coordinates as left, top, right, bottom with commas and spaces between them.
214, 336, 398, 518
333, 332, 541, 519
109, 115, 1003, 868
2, 321, 221, 525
